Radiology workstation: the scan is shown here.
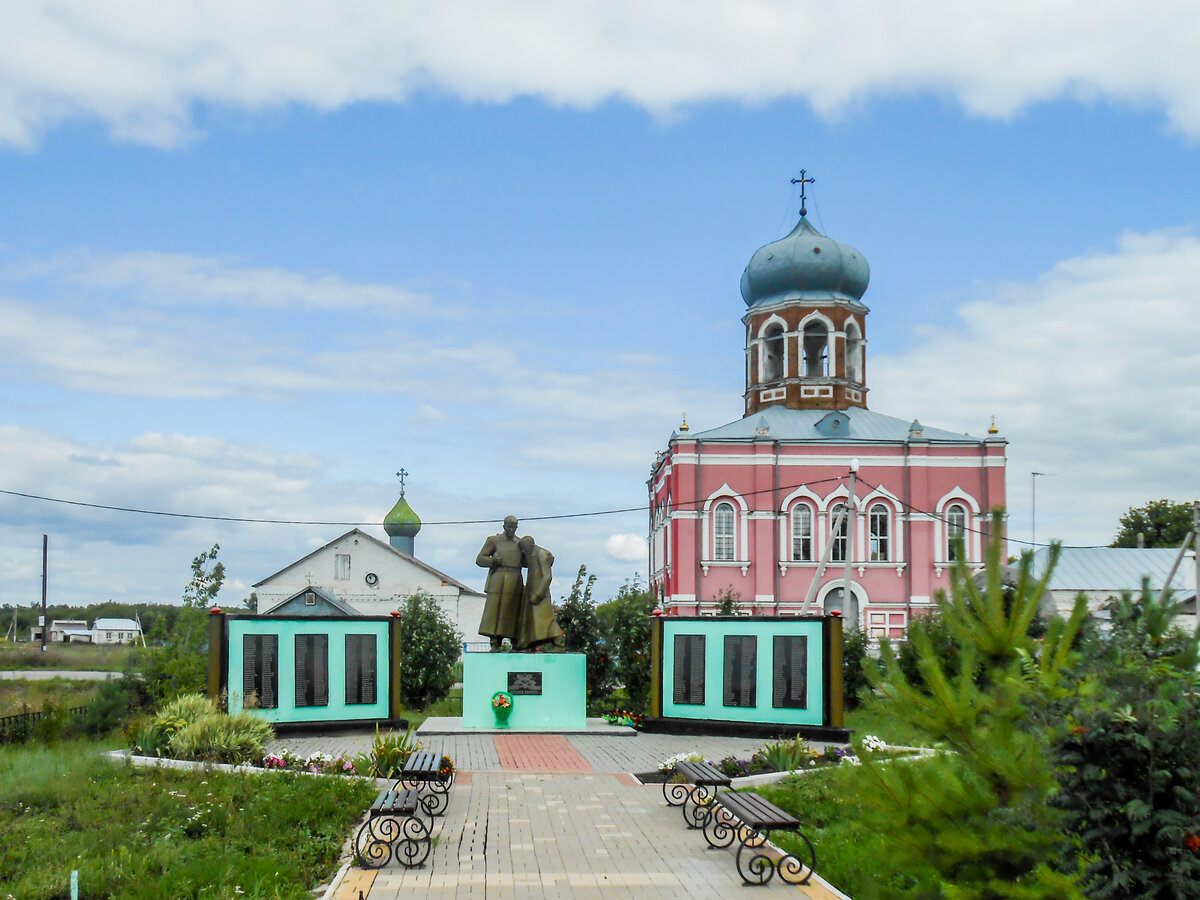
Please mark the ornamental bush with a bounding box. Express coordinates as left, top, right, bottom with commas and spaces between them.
397, 591, 461, 710
1052, 583, 1200, 899
556, 566, 617, 710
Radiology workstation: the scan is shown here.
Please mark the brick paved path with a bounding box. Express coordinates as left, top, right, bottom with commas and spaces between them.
493, 734, 593, 771
268, 729, 850, 899
351, 773, 841, 900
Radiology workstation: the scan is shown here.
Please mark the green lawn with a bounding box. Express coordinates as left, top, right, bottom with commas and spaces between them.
396, 686, 462, 730
753, 765, 940, 900
844, 696, 937, 748
0, 741, 376, 899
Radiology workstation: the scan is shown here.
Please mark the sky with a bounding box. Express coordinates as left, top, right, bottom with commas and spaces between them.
1, 2, 1198, 615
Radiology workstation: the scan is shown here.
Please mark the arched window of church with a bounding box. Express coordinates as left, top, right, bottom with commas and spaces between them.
763, 324, 784, 382
869, 503, 890, 561
845, 322, 863, 383
830, 503, 849, 562
714, 502, 735, 561
802, 321, 829, 376
791, 504, 813, 561
946, 504, 967, 561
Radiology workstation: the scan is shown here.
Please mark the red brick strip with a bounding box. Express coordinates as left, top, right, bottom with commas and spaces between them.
493, 734, 594, 772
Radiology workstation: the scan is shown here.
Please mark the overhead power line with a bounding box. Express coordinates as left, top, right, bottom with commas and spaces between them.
0, 475, 848, 528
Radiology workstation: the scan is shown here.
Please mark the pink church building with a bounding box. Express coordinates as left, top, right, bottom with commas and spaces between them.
647, 202, 1006, 638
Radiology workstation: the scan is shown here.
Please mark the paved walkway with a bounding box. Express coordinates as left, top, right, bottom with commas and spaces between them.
0, 669, 123, 681
270, 726, 850, 900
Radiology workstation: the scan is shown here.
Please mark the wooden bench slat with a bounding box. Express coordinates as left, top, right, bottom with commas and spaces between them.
674, 761, 731, 786
716, 791, 799, 830
368, 788, 419, 817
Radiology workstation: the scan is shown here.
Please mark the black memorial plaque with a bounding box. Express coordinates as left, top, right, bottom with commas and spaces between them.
673, 634, 706, 705
772, 634, 808, 709
508, 671, 543, 695
723, 635, 757, 708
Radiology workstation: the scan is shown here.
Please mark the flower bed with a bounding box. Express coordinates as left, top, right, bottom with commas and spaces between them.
652, 734, 905, 783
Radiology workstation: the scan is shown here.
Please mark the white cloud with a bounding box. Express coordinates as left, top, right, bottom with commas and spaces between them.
605, 532, 647, 562
2, 2, 1200, 146
870, 229, 1200, 548
9, 250, 432, 313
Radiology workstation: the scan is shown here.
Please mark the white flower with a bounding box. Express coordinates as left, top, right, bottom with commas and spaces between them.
862, 734, 887, 752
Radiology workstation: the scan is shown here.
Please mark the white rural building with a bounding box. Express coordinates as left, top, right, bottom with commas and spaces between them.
254, 490, 484, 643
90, 618, 143, 644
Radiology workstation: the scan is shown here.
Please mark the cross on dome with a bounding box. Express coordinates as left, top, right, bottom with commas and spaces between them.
790, 169, 816, 217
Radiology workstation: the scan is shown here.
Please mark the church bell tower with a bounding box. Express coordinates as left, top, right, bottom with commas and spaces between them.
739, 173, 871, 416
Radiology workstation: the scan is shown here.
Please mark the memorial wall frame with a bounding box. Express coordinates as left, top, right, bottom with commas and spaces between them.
648, 615, 845, 737
209, 612, 402, 725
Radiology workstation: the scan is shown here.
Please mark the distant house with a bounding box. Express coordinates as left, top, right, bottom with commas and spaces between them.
90, 618, 143, 644
1032, 547, 1197, 627
254, 518, 484, 643
48, 619, 88, 642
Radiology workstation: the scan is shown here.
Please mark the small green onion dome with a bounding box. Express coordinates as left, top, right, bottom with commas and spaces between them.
740, 217, 870, 308
384, 494, 421, 538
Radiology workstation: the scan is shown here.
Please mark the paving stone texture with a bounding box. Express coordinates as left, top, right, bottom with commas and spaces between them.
269, 729, 848, 900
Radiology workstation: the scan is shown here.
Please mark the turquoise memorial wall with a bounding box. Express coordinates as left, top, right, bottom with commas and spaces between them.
651, 616, 842, 729
462, 652, 587, 731
222, 615, 394, 725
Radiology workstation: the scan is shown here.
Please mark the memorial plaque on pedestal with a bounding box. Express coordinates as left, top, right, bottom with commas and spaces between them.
508, 671, 543, 695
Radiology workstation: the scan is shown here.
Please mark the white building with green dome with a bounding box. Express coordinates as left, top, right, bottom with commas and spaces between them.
253, 488, 484, 642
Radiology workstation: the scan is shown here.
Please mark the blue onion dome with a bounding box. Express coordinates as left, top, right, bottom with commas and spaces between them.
740, 217, 870, 308
384, 494, 421, 539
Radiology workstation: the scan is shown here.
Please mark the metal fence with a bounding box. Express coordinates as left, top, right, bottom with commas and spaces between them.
0, 705, 89, 744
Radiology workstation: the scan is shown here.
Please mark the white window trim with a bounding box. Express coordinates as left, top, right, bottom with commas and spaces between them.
933, 488, 982, 564
701, 486, 750, 569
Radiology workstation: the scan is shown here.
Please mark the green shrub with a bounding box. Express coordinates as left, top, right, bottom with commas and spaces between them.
1052, 583, 1200, 898
167, 713, 273, 765
595, 579, 659, 715
557, 565, 616, 711
397, 591, 461, 710
752, 735, 817, 773
841, 628, 872, 710
369, 725, 420, 777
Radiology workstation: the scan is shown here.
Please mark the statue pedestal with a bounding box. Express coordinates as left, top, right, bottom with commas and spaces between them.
462, 652, 587, 731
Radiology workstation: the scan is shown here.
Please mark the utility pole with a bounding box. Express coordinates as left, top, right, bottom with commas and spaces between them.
842, 459, 859, 631
40, 534, 48, 652
1031, 472, 1046, 546
1194, 501, 1199, 623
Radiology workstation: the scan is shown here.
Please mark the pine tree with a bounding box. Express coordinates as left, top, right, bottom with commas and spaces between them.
860, 511, 1088, 900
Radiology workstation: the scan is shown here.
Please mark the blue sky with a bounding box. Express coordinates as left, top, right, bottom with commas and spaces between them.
1, 3, 1198, 613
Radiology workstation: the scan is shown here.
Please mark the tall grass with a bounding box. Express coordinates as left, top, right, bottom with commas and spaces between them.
0, 740, 376, 900
0, 642, 140, 672
0, 676, 99, 716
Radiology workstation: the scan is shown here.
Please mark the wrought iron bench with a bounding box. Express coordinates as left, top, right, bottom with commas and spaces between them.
662, 760, 732, 829
391, 749, 454, 816
354, 788, 431, 869
703, 790, 816, 887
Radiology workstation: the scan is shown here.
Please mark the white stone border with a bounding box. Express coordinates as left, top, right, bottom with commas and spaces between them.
729, 743, 937, 788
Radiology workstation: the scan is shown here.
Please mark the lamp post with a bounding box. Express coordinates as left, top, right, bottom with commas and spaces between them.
1031, 472, 1046, 546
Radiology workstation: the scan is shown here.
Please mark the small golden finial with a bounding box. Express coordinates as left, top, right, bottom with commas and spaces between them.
679, 413, 690, 432
988, 416, 999, 435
